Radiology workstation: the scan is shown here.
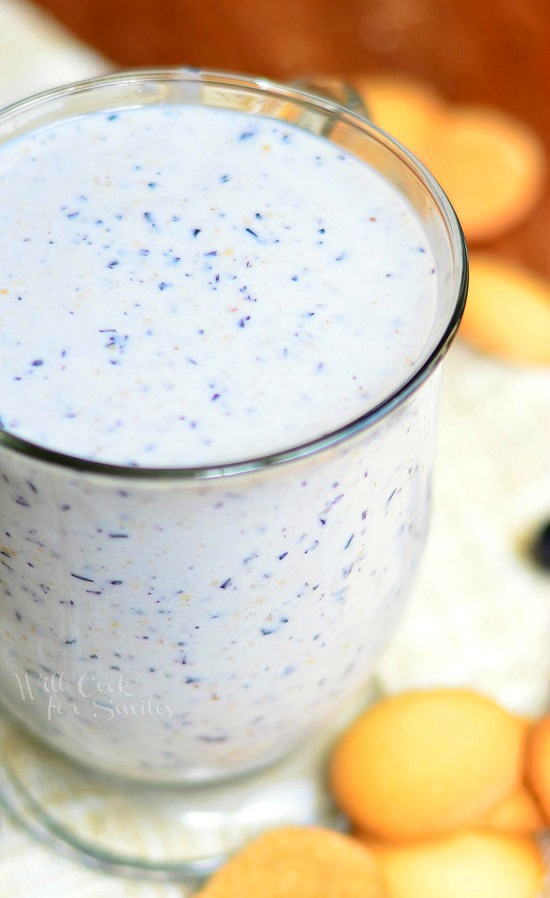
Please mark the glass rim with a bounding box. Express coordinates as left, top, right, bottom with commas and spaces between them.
0, 67, 468, 481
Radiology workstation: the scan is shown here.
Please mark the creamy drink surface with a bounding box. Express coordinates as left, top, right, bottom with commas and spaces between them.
0, 104, 439, 780
0, 106, 436, 465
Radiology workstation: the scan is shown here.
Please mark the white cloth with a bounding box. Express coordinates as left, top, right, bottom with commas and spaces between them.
0, 2, 549, 894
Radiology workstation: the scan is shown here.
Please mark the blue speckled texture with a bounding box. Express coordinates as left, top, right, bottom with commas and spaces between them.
0, 103, 441, 782
0, 378, 439, 782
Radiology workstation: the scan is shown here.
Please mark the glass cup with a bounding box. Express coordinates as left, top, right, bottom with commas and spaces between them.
0, 69, 467, 884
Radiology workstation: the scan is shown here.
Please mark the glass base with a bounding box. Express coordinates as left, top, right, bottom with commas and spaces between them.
0, 681, 380, 888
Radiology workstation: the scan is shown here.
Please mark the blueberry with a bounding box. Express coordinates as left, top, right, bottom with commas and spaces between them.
532, 519, 550, 571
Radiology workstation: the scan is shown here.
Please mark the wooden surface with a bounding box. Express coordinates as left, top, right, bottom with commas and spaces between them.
33, 0, 550, 275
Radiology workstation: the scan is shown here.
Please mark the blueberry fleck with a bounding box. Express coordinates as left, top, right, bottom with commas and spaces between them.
532, 519, 550, 571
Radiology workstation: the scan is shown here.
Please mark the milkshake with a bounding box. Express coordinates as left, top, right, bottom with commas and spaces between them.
0, 71, 466, 871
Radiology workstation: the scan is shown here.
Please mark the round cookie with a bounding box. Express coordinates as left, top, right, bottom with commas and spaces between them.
195, 826, 387, 898
460, 253, 550, 365
352, 74, 445, 159
330, 689, 525, 841
364, 831, 543, 898
425, 105, 545, 243
526, 714, 550, 822
477, 787, 544, 834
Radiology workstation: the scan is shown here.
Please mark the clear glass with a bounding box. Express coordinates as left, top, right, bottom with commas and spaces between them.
0, 68, 467, 884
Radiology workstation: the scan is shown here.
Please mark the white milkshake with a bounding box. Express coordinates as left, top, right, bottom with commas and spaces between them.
0, 102, 441, 780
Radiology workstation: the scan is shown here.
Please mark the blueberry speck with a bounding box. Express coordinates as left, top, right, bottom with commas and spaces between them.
245, 228, 258, 239
143, 211, 157, 230
148, 182, 158, 189
31, 359, 43, 367
531, 519, 550, 571
192, 228, 201, 237
278, 552, 288, 561
158, 282, 171, 291
219, 174, 230, 184
220, 578, 232, 590
239, 131, 254, 141
238, 316, 251, 328
107, 260, 119, 268
107, 113, 119, 121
